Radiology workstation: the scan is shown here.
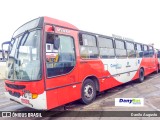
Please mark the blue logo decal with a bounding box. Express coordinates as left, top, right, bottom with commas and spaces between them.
110, 64, 117, 67
110, 64, 122, 69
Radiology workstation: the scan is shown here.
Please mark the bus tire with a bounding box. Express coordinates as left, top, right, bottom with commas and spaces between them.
137, 68, 144, 83
155, 65, 159, 74
81, 79, 96, 104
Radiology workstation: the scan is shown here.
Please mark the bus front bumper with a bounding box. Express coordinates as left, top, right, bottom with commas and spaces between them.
5, 91, 47, 110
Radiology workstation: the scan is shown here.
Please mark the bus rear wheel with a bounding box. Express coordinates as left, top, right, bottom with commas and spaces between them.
156, 65, 159, 73
81, 79, 96, 104
137, 68, 144, 83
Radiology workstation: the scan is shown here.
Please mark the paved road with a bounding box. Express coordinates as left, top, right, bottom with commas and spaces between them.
0, 73, 160, 120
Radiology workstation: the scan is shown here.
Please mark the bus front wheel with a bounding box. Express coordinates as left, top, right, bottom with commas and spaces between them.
81, 79, 96, 104
156, 65, 159, 74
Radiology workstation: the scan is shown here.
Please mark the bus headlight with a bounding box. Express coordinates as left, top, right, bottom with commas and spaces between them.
23, 93, 32, 99
23, 93, 38, 99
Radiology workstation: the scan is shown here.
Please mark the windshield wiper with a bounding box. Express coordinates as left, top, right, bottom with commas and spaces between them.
9, 37, 16, 54
21, 32, 30, 46
17, 30, 29, 49
16, 30, 30, 59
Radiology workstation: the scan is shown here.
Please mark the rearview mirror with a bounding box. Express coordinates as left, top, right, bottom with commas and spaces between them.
54, 36, 60, 50
1, 41, 11, 61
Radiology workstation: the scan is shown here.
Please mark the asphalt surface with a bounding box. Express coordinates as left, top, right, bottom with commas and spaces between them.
0, 72, 160, 120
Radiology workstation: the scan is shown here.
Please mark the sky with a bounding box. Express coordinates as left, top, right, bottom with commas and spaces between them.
0, 0, 160, 49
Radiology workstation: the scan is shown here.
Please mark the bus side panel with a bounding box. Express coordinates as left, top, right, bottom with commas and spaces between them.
46, 89, 59, 110
46, 83, 81, 110
78, 60, 103, 89
99, 59, 123, 91
140, 58, 149, 76
150, 54, 157, 73
57, 84, 81, 107
132, 55, 156, 81
132, 58, 143, 80
99, 77, 123, 92
68, 83, 81, 102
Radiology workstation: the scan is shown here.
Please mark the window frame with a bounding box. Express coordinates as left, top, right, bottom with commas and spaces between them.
126, 41, 135, 50
143, 45, 148, 51
126, 41, 136, 58
79, 33, 99, 59
158, 50, 160, 58
143, 45, 150, 58
149, 46, 154, 57
45, 32, 77, 78
135, 43, 143, 58
98, 36, 115, 59
135, 43, 142, 51
115, 39, 127, 58
7, 29, 42, 81
115, 39, 126, 49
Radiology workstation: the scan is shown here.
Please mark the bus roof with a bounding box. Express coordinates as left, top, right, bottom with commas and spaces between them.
11, 16, 156, 49
44, 16, 78, 30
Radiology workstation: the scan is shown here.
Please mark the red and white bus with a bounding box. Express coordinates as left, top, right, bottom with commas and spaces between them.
4, 17, 159, 110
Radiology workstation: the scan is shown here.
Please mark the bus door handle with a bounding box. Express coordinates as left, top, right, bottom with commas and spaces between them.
80, 61, 88, 64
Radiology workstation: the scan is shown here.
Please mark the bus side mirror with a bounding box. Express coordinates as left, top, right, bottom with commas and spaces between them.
1, 41, 11, 61
54, 36, 60, 50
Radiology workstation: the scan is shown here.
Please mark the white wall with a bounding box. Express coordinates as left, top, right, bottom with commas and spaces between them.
0, 62, 6, 79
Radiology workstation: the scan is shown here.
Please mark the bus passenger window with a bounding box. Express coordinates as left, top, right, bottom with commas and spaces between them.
98, 37, 115, 58
158, 51, 160, 58
143, 45, 149, 57
115, 40, 127, 58
136, 44, 143, 58
79, 34, 99, 58
126, 42, 136, 58
149, 46, 154, 57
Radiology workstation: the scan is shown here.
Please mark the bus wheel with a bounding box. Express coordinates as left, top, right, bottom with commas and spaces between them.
137, 68, 144, 83
157, 65, 159, 73
81, 79, 96, 104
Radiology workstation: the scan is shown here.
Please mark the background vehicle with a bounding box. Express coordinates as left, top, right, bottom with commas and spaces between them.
155, 49, 160, 71
3, 17, 159, 110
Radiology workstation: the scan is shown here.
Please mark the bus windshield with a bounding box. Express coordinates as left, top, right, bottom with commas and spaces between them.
7, 30, 42, 81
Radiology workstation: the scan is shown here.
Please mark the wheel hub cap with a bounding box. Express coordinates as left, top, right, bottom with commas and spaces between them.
84, 84, 93, 98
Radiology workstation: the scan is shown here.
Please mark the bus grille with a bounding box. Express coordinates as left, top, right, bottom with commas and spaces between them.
8, 90, 20, 98
5, 83, 26, 90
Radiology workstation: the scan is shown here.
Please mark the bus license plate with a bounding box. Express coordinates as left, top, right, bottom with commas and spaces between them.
21, 98, 29, 104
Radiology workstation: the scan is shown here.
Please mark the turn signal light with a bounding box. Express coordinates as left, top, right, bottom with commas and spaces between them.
32, 93, 38, 99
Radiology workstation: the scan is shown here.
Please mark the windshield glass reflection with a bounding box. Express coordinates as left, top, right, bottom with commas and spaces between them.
7, 30, 42, 81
